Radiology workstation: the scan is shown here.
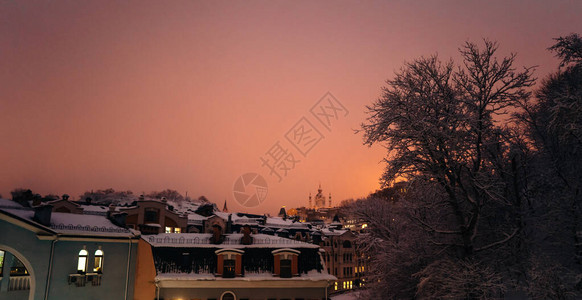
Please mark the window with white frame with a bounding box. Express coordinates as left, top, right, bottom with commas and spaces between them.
77, 248, 88, 274
94, 248, 104, 273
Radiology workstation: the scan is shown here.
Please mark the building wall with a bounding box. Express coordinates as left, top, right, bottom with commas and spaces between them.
46, 239, 138, 300
133, 239, 156, 300
0, 218, 51, 300
0, 217, 138, 300
321, 233, 359, 293
160, 287, 326, 300
122, 201, 187, 234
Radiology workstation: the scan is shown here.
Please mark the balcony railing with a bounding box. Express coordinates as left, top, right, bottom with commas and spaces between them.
8, 276, 30, 291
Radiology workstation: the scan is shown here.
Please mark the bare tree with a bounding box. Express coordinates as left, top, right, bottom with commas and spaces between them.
517, 33, 582, 283
362, 40, 534, 258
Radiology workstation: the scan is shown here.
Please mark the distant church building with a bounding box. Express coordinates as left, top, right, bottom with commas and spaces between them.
294, 185, 339, 224
308, 184, 332, 210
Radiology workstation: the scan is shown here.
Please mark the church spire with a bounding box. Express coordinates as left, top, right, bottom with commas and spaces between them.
223, 199, 228, 212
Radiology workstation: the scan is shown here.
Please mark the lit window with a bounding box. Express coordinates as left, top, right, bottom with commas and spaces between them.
343, 281, 346, 289
94, 249, 104, 273
165, 227, 172, 233
174, 227, 181, 233
223, 259, 236, 278
349, 281, 352, 289
10, 256, 28, 276
334, 282, 338, 290
0, 250, 4, 275
77, 248, 88, 273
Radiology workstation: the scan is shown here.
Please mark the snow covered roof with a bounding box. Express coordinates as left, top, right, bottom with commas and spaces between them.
79, 205, 109, 215
0, 198, 27, 209
145, 233, 319, 249
265, 217, 310, 229
320, 228, 349, 236
213, 211, 230, 220
187, 213, 208, 225
0, 205, 137, 237
230, 213, 262, 225
155, 269, 336, 283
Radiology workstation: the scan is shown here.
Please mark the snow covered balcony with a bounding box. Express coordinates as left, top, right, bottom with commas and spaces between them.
137, 232, 337, 300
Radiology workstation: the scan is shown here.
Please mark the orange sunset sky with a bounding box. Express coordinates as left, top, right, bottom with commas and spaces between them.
1, 1, 581, 214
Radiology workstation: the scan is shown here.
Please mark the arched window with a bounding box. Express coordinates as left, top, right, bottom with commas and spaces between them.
94, 248, 104, 273
271, 249, 299, 278
0, 250, 4, 275
215, 249, 244, 278
220, 291, 236, 300
77, 248, 88, 273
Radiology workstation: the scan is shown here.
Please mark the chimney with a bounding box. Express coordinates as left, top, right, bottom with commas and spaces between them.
109, 212, 127, 228
226, 214, 232, 234
240, 225, 253, 245
210, 224, 224, 244
33, 204, 53, 227
107, 204, 117, 218
32, 198, 42, 207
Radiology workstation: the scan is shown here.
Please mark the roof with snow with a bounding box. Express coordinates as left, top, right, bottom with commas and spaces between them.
264, 217, 310, 229
320, 228, 350, 236
146, 233, 333, 284
155, 269, 336, 283
145, 233, 319, 248
0, 198, 27, 209
187, 212, 208, 225
0, 199, 138, 238
79, 204, 110, 215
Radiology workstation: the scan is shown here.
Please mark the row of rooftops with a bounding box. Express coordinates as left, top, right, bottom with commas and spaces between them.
0, 197, 351, 238
0, 198, 339, 286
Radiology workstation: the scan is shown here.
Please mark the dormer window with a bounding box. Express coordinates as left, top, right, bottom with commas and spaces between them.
215, 249, 244, 278
94, 248, 103, 273
77, 248, 88, 274
271, 249, 300, 278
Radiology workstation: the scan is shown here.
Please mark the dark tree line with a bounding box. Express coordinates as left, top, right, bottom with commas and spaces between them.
356, 34, 582, 299
10, 187, 210, 207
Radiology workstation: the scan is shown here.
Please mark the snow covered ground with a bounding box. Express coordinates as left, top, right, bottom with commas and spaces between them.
330, 291, 360, 300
